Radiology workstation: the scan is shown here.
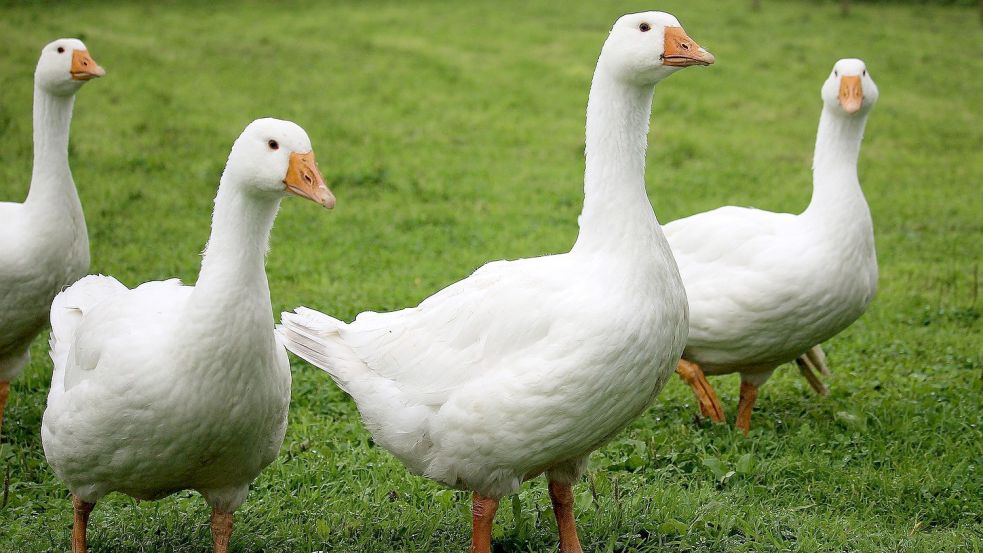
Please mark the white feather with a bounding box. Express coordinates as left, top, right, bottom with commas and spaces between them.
41, 119, 315, 515
666, 59, 879, 385
278, 13, 697, 500
0, 39, 98, 384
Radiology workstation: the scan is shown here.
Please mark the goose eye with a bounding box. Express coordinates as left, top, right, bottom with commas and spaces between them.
834, 70, 839, 77
268, 140, 279, 151
639, 23, 651, 32
57, 47, 65, 54
862, 69, 867, 76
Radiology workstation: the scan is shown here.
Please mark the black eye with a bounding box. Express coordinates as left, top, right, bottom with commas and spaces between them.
639, 23, 651, 32
834, 70, 839, 77
268, 140, 279, 150
862, 69, 867, 76
57, 47, 65, 54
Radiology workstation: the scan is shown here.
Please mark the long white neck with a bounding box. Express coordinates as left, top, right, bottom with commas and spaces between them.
803, 106, 871, 226
572, 63, 663, 255
25, 85, 81, 213
187, 179, 280, 332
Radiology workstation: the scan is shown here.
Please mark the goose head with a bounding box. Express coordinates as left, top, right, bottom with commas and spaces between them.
225, 118, 335, 209
822, 59, 878, 116
35, 39, 106, 96
600, 12, 714, 86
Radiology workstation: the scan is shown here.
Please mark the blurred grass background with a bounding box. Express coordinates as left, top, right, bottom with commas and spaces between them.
0, 0, 980, 551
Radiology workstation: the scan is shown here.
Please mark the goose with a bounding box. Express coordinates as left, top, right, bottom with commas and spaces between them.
667, 59, 879, 434
0, 39, 104, 430
278, 12, 712, 553
41, 118, 334, 553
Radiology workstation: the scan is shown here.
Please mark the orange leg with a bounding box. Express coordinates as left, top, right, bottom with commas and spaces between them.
0, 381, 9, 432
807, 345, 830, 376
548, 480, 583, 553
72, 495, 95, 553
211, 509, 233, 553
796, 356, 828, 396
470, 492, 499, 553
675, 360, 725, 422
736, 380, 759, 436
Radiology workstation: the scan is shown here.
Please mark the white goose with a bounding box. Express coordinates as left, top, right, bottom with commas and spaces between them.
41, 118, 334, 553
0, 39, 104, 429
667, 59, 879, 434
279, 12, 712, 553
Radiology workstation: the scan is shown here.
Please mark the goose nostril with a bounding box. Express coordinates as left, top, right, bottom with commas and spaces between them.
681, 43, 689, 50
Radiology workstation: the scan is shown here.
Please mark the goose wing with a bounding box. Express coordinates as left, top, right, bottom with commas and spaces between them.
333, 255, 580, 404
51, 276, 191, 396
664, 206, 813, 346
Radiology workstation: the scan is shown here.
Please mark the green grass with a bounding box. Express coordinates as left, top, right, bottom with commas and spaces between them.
1, 1, 981, 551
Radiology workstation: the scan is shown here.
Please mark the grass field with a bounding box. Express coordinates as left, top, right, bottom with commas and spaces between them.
1, 1, 981, 551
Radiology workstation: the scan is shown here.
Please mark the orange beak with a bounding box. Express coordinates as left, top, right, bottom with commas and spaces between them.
662, 27, 715, 67
70, 49, 106, 81
838, 75, 863, 114
284, 151, 335, 209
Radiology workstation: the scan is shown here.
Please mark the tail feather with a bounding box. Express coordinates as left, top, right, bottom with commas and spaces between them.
277, 308, 360, 394
277, 307, 435, 476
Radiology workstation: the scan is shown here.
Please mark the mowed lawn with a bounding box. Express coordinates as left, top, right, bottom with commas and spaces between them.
1, 1, 980, 551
